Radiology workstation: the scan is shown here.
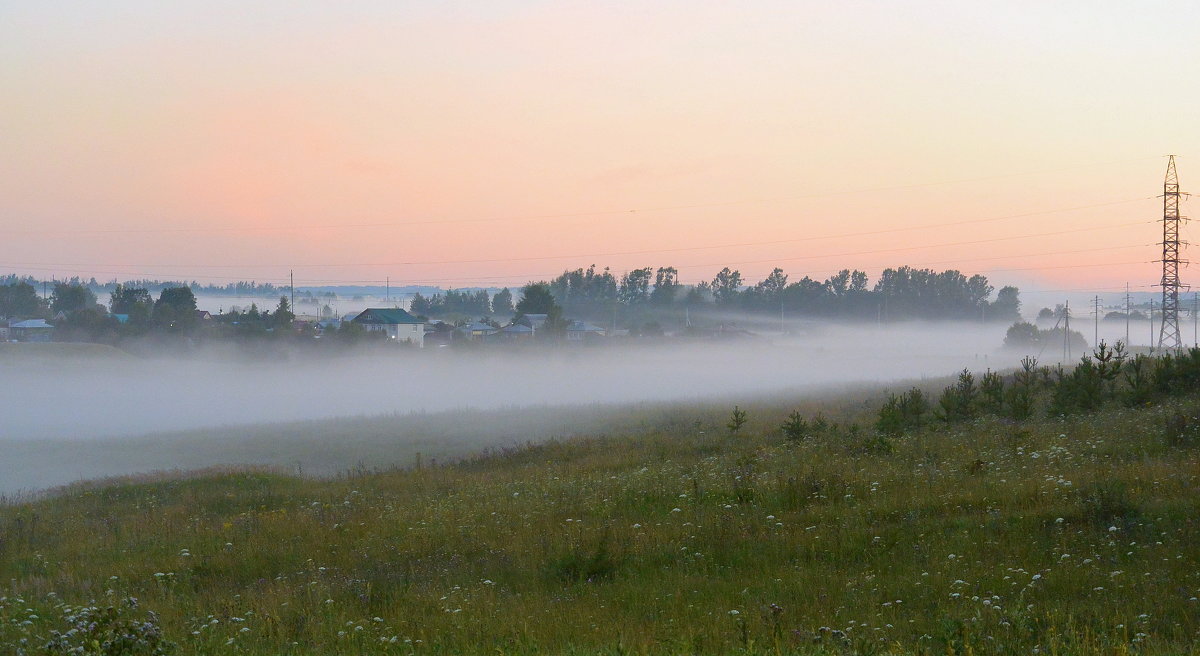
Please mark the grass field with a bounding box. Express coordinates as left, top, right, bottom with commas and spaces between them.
0, 385, 874, 497
1, 389, 1198, 654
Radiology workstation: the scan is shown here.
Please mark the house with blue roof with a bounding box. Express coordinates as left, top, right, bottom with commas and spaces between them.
351, 308, 425, 347
10, 319, 54, 343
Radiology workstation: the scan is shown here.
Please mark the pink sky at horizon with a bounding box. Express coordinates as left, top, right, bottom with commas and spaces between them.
2, 1, 1198, 294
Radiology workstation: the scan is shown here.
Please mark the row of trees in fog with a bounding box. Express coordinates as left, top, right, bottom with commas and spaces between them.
0, 274, 288, 298
0, 265, 1022, 348
406, 265, 1020, 323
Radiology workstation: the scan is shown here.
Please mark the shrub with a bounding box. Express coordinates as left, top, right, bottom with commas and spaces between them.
727, 406, 747, 434
876, 388, 929, 436
979, 370, 1004, 415
1122, 353, 1154, 406
1004, 356, 1038, 420
41, 597, 173, 656
780, 411, 811, 442
937, 370, 977, 423
1164, 409, 1200, 447
550, 533, 619, 583
1076, 479, 1140, 529
1048, 359, 1104, 415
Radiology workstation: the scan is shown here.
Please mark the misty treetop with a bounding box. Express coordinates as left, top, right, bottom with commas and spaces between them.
409, 288, 493, 318
0, 281, 47, 319
515, 264, 1021, 323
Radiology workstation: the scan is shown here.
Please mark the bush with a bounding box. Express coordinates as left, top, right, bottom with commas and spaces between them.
1004, 356, 1039, 420
1164, 409, 1200, 447
937, 370, 977, 423
550, 533, 620, 583
41, 597, 173, 656
876, 388, 929, 436
1123, 354, 1153, 406
727, 406, 747, 434
780, 411, 811, 442
1076, 479, 1140, 529
979, 370, 1004, 415
1048, 342, 1125, 415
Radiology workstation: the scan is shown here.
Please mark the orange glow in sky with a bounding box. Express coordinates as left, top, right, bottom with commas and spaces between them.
2, 2, 1198, 293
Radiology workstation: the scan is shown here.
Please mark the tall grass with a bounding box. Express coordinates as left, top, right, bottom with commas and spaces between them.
1, 390, 1198, 654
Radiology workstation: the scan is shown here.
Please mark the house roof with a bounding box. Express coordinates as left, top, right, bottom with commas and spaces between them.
519, 313, 548, 328
353, 308, 423, 325
464, 322, 497, 332
11, 319, 53, 329
567, 321, 604, 332
500, 323, 534, 334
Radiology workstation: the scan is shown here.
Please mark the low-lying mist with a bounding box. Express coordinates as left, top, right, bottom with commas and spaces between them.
2, 321, 1029, 495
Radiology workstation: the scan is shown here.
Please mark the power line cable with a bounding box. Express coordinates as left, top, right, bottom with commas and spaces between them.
0, 157, 1158, 236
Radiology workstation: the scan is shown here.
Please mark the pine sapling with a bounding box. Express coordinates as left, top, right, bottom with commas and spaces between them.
728, 405, 748, 434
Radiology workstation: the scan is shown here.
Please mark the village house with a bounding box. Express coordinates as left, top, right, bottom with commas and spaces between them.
10, 319, 54, 343
566, 320, 605, 342
351, 308, 425, 347
488, 323, 534, 341
461, 321, 498, 340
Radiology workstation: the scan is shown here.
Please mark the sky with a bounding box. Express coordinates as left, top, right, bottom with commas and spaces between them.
2, 1, 1199, 295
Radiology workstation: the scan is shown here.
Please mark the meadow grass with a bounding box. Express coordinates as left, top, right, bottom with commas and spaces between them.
1, 392, 1198, 654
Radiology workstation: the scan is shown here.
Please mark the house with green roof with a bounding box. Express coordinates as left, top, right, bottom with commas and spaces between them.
351, 308, 425, 347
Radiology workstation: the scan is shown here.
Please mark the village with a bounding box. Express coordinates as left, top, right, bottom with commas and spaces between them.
0, 278, 763, 350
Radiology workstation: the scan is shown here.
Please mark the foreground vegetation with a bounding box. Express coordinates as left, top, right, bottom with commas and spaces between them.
2, 355, 1199, 654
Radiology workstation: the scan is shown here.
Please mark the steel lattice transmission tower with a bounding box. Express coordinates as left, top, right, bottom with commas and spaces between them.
1158, 155, 1188, 350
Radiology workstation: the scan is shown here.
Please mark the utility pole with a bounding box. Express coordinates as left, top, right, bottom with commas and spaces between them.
1093, 295, 1100, 347
386, 277, 390, 305
1194, 292, 1198, 347
1125, 283, 1131, 346
1063, 300, 1072, 361
290, 270, 295, 315
1158, 155, 1188, 350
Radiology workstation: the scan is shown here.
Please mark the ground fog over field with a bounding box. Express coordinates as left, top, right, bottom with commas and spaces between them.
0, 320, 1058, 494
6, 322, 1014, 438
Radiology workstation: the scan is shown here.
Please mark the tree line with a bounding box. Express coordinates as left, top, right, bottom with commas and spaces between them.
397, 264, 1019, 326
542, 264, 1019, 322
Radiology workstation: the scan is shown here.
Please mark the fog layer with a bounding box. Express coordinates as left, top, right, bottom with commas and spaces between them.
1, 321, 1050, 495
4, 322, 1016, 440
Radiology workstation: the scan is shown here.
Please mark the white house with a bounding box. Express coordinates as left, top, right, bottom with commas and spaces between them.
566, 320, 605, 342
351, 308, 425, 347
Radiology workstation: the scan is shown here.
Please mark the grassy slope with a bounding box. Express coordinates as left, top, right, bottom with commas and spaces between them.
0, 389, 869, 497
1, 397, 1198, 655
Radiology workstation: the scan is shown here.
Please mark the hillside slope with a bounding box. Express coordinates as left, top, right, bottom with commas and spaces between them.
1, 398, 1198, 654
